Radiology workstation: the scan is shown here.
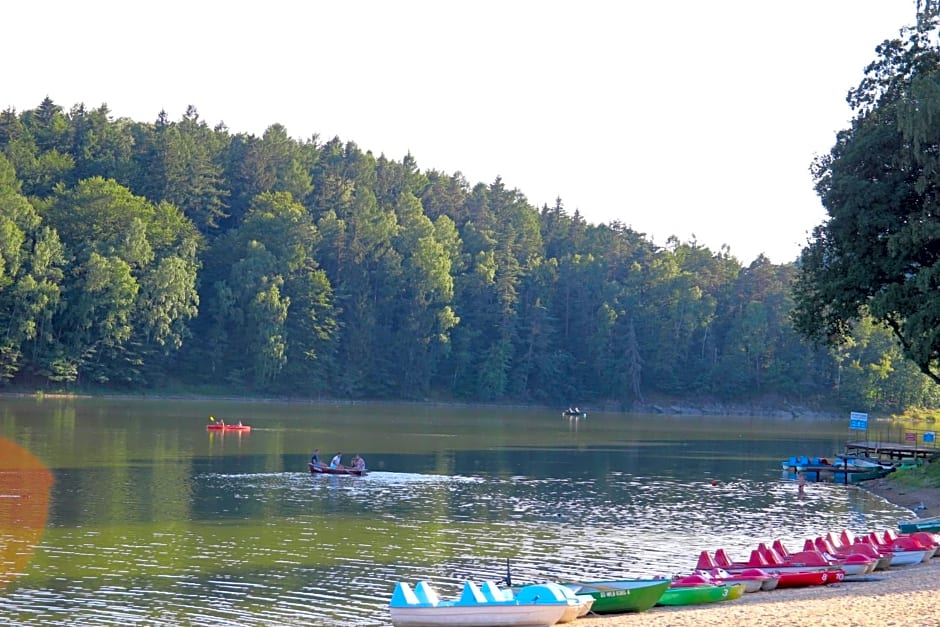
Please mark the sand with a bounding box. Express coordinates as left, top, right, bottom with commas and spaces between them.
573, 482, 940, 627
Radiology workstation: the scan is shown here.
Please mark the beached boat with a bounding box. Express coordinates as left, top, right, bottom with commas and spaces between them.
811, 536, 893, 571
861, 531, 935, 565
309, 462, 367, 476
206, 423, 251, 432
655, 577, 745, 606
772, 539, 876, 575
898, 516, 940, 534
389, 580, 570, 627
558, 579, 669, 614
702, 549, 845, 586
696, 552, 783, 589
693, 567, 775, 593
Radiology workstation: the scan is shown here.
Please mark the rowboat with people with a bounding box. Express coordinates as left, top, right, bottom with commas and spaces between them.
309, 462, 368, 476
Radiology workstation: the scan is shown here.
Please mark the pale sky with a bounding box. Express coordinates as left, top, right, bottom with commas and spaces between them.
4, 0, 921, 264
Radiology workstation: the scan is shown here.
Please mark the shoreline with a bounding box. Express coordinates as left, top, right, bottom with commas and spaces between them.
574, 479, 940, 626
573, 556, 940, 626
861, 476, 939, 520
1, 390, 849, 420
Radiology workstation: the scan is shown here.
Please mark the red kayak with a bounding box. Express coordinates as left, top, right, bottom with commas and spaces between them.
206, 423, 251, 432
308, 462, 367, 476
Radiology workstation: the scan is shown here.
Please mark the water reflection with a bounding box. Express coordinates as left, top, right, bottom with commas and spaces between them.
0, 401, 916, 626
0, 437, 53, 589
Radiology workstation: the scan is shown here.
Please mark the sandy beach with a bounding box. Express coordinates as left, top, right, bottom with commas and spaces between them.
573, 481, 940, 627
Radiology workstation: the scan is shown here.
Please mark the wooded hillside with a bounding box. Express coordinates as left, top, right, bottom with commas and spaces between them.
0, 99, 935, 412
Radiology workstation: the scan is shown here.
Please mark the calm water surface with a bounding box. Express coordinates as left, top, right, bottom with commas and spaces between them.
0, 398, 910, 625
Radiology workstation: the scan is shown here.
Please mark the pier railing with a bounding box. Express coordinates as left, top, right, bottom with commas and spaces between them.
845, 423, 940, 461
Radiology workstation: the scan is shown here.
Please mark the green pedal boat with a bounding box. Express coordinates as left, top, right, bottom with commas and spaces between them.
656, 579, 746, 606
559, 579, 670, 614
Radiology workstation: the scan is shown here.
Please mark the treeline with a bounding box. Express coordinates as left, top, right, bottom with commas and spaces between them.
0, 98, 936, 412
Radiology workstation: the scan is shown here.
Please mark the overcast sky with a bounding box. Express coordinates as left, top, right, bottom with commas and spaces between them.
4, 0, 922, 264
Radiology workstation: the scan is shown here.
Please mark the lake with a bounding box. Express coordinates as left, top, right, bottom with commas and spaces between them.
0, 397, 909, 625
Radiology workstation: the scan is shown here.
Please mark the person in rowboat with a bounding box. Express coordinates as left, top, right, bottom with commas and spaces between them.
330, 452, 343, 470
352, 454, 366, 471
310, 449, 321, 469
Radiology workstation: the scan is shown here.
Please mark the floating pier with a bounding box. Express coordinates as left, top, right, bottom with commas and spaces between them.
844, 440, 940, 462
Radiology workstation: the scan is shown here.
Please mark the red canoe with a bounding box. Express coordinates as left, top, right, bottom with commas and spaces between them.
206, 423, 251, 432
309, 462, 367, 476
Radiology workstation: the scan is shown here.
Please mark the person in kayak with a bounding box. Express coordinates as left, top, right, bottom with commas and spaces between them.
310, 449, 321, 468
330, 452, 343, 469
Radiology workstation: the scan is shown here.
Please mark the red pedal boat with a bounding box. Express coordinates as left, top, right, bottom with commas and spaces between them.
699, 549, 844, 587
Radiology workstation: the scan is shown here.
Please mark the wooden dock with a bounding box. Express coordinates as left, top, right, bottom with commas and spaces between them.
845, 440, 940, 462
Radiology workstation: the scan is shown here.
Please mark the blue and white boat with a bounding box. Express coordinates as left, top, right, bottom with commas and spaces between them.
780, 454, 894, 483
388, 580, 579, 627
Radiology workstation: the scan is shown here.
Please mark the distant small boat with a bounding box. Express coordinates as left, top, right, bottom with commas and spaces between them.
562, 409, 586, 418
780, 454, 893, 482
309, 462, 367, 476
206, 423, 251, 432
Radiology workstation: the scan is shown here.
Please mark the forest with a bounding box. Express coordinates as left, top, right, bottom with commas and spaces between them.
0, 98, 936, 413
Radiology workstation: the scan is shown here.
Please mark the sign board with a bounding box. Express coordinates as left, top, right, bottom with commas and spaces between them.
906, 432, 916, 442
924, 432, 936, 443
849, 411, 868, 431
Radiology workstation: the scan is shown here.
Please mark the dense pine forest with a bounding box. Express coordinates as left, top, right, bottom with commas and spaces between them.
0, 98, 936, 412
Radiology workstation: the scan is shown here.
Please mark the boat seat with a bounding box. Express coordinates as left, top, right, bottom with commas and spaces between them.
458, 582, 487, 604
714, 548, 732, 567
516, 583, 568, 604
749, 549, 771, 566
481, 580, 511, 602
413, 581, 440, 606
696, 550, 718, 570
390, 582, 421, 607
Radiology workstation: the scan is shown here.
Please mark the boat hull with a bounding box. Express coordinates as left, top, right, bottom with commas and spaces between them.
389, 604, 566, 627
899, 516, 940, 534
656, 583, 743, 606
206, 424, 251, 432
774, 570, 843, 588
390, 582, 569, 627
309, 463, 367, 476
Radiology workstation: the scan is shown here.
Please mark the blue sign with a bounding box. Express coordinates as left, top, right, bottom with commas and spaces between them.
925, 432, 935, 443
849, 411, 869, 431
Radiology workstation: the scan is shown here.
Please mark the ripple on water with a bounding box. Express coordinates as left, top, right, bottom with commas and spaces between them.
2, 470, 910, 626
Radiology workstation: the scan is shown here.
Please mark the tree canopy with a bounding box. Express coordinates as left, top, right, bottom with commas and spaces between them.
793, 5, 940, 386
3, 69, 940, 413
